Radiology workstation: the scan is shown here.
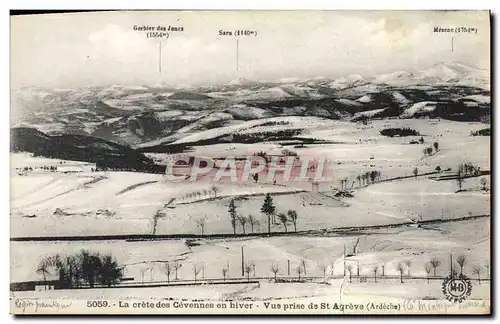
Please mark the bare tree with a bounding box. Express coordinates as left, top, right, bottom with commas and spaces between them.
287, 210, 298, 232
456, 254, 467, 275
148, 263, 154, 281
194, 216, 207, 235
247, 214, 258, 233
429, 257, 442, 277
472, 266, 482, 284
277, 212, 289, 233
456, 176, 464, 191
173, 260, 182, 280
485, 262, 490, 279
211, 185, 220, 198
404, 260, 412, 276
424, 263, 432, 283
140, 268, 147, 284
163, 262, 172, 283
319, 264, 327, 279
396, 263, 405, 283
480, 177, 487, 191
300, 259, 307, 275
222, 266, 228, 281
296, 265, 304, 281
244, 262, 253, 281
238, 215, 248, 234
254, 220, 261, 233
373, 266, 378, 283
36, 258, 51, 290
347, 264, 353, 283
192, 263, 201, 283
270, 263, 279, 281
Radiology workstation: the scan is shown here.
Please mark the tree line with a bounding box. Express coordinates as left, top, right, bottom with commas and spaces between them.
36, 250, 123, 289
181, 185, 220, 203
456, 162, 483, 191
354, 170, 382, 188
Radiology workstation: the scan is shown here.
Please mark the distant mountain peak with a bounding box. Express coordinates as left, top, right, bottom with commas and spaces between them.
228, 78, 257, 86
372, 61, 488, 89
328, 74, 368, 90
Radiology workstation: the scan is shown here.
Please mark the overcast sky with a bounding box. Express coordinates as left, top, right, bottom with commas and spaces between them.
11, 10, 490, 88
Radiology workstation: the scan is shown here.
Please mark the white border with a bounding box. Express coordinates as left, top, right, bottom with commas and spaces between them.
4, 0, 498, 10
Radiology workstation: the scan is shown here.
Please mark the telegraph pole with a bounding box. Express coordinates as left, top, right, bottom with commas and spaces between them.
241, 246, 245, 277
343, 244, 346, 276
450, 253, 453, 278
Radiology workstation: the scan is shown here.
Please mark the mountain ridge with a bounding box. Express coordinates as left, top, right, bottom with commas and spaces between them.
11, 61, 490, 149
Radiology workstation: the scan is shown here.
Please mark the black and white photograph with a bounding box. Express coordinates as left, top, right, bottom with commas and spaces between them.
9, 10, 491, 314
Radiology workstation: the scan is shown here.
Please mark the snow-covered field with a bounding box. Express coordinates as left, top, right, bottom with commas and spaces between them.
10, 169, 490, 237
11, 217, 490, 300
10, 117, 490, 303
10, 118, 490, 237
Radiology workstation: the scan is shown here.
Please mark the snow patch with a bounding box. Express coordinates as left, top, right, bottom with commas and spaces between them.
392, 91, 410, 106
356, 95, 372, 103
400, 101, 437, 118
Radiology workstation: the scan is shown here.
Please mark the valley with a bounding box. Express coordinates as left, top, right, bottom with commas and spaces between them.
10, 62, 491, 304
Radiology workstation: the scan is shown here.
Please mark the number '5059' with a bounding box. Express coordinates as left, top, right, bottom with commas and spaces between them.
87, 300, 109, 307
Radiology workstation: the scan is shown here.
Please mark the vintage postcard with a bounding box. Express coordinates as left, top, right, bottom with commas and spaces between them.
10, 10, 491, 315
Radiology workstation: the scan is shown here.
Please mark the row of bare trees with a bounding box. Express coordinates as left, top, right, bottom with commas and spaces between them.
135, 254, 490, 285
341, 254, 490, 285
276, 210, 298, 233
162, 260, 183, 283
354, 170, 382, 188
228, 200, 261, 234
181, 185, 220, 203
226, 194, 299, 235
269, 259, 309, 281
